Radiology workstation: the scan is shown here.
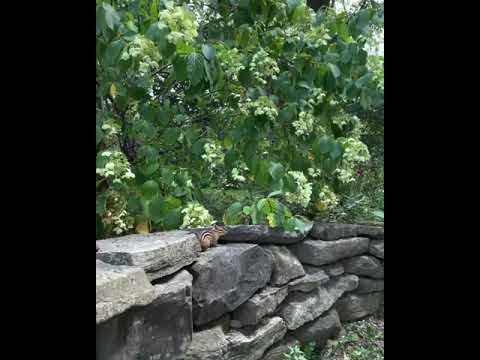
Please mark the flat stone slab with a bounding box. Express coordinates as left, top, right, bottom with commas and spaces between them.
288, 269, 329, 293
96, 230, 201, 281
232, 287, 288, 327
191, 244, 273, 326
186, 317, 287, 360
264, 246, 305, 286
292, 309, 342, 349
356, 277, 384, 294
357, 225, 384, 239
96, 270, 193, 360
319, 263, 345, 277
225, 317, 287, 360
261, 336, 300, 360
185, 320, 229, 360
336, 292, 383, 322
96, 260, 156, 324
369, 240, 384, 259
277, 275, 358, 330
310, 223, 359, 241
342, 255, 384, 279
219, 225, 304, 245
290, 238, 370, 266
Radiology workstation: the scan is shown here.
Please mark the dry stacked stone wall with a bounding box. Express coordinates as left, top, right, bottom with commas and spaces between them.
96, 222, 384, 360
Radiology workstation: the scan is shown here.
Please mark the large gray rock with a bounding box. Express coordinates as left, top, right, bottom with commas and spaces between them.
310, 223, 358, 240
357, 225, 384, 239
264, 246, 305, 286
356, 278, 384, 294
232, 287, 288, 327
288, 270, 329, 293
185, 318, 229, 360
342, 255, 384, 279
336, 292, 382, 322
369, 240, 384, 259
190, 244, 273, 326
290, 238, 370, 266
225, 317, 287, 360
96, 231, 201, 281
277, 275, 359, 330
319, 263, 345, 277
96, 270, 193, 360
261, 336, 300, 360
219, 225, 304, 245
96, 260, 156, 324
292, 309, 342, 349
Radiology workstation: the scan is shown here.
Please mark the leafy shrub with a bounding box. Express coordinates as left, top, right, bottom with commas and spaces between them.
96, 0, 384, 239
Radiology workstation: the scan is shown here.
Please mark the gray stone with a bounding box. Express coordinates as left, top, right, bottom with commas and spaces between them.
292, 309, 342, 349
225, 317, 287, 360
342, 255, 384, 279
319, 263, 345, 277
356, 278, 384, 294
186, 321, 229, 360
96, 270, 193, 360
261, 336, 300, 360
264, 246, 305, 286
336, 292, 382, 322
96, 231, 201, 281
219, 225, 304, 245
357, 225, 384, 239
310, 223, 358, 240
277, 275, 358, 330
232, 287, 288, 327
290, 238, 370, 266
288, 270, 329, 293
369, 240, 384, 259
190, 244, 273, 326
96, 260, 156, 324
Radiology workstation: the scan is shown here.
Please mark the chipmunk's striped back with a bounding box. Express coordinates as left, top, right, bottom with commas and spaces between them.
198, 224, 227, 251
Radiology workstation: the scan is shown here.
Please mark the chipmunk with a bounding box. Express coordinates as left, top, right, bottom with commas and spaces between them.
198, 223, 228, 252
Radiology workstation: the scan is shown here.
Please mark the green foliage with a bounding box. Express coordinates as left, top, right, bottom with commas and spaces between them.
96, 0, 384, 239
284, 343, 319, 360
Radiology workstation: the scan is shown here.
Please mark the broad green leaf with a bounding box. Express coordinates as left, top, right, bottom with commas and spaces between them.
140, 180, 159, 200
187, 53, 204, 85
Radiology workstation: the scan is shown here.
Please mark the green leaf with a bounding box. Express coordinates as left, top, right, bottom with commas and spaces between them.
140, 180, 160, 200
187, 53, 204, 85
103, 4, 120, 30
224, 202, 244, 225
269, 162, 285, 183
316, 135, 332, 155
328, 63, 341, 79
201, 44, 216, 61
173, 56, 188, 81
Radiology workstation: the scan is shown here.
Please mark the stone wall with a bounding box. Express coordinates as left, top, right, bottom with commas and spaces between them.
96, 222, 384, 360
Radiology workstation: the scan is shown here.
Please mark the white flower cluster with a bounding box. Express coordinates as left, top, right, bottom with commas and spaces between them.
120, 35, 161, 75
285, 171, 313, 208
308, 167, 322, 178
231, 166, 248, 183
111, 210, 134, 235
180, 202, 214, 229
242, 96, 278, 121
218, 47, 245, 81
96, 151, 136, 183
316, 185, 339, 211
332, 112, 356, 129
310, 88, 327, 106
202, 141, 224, 168
335, 137, 371, 184
305, 24, 331, 48
293, 111, 315, 137
159, 4, 199, 45
250, 49, 280, 85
